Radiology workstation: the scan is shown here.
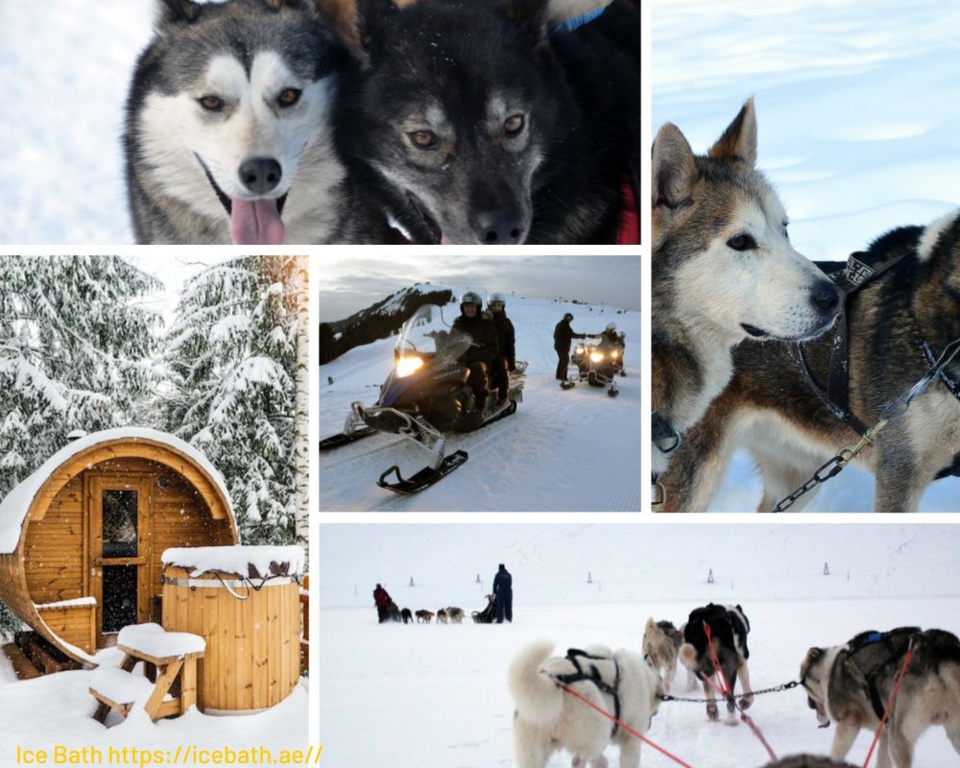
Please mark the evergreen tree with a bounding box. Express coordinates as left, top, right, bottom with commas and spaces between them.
159, 256, 303, 546
0, 255, 164, 635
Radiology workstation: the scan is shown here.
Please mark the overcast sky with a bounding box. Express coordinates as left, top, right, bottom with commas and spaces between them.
316, 254, 641, 322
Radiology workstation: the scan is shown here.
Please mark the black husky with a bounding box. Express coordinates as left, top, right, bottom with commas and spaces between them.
335, 0, 640, 244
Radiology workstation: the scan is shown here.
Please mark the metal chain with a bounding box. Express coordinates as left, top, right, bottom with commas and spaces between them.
770, 337, 960, 512
659, 679, 799, 703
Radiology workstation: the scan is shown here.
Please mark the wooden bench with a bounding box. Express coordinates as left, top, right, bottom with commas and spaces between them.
89, 624, 204, 725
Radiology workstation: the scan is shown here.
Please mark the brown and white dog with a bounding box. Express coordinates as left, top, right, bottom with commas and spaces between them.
651, 99, 842, 482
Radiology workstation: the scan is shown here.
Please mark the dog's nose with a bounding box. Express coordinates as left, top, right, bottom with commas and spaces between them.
811, 280, 843, 314
239, 157, 282, 195
475, 212, 525, 244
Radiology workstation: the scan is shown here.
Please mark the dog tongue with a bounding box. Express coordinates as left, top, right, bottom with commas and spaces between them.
230, 199, 285, 245
440, 233, 456, 245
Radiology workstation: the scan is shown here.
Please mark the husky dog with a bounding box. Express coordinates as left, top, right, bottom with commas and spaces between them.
509, 640, 663, 768
125, 0, 388, 244
641, 618, 683, 694
436, 608, 449, 624
400, 607, 413, 624
660, 211, 960, 512
651, 99, 842, 479
762, 759, 856, 768
801, 627, 960, 767
446, 607, 465, 624
415, 609, 434, 623
334, 0, 640, 244
679, 603, 753, 724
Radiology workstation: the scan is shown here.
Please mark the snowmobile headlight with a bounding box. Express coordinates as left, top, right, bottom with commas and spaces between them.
396, 355, 425, 378
611, 349, 620, 359
575, 345, 585, 355
589, 351, 604, 363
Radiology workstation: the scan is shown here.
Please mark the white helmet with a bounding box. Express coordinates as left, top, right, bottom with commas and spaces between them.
605, 322, 617, 332
488, 291, 506, 307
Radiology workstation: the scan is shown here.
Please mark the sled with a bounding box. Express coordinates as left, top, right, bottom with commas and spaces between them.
471, 594, 497, 624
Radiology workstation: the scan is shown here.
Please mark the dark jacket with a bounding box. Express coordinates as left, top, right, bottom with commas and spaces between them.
554, 319, 584, 351
373, 586, 391, 607
490, 312, 516, 369
453, 313, 498, 365
493, 565, 512, 597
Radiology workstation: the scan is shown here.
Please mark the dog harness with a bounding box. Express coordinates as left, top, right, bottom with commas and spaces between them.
553, 648, 622, 737
791, 245, 960, 479
840, 628, 918, 721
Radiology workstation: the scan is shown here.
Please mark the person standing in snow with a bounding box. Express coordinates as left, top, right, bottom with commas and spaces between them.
554, 312, 586, 383
486, 292, 516, 407
493, 563, 513, 623
452, 291, 498, 412
373, 583, 393, 623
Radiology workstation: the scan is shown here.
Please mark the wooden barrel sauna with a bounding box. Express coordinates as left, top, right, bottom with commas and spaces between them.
0, 428, 237, 665
161, 545, 304, 713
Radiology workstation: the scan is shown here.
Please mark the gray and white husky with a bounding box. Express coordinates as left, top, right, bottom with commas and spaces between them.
651, 99, 843, 479
124, 0, 387, 245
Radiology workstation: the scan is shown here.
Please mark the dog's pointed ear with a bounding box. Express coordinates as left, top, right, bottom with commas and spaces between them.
154, 0, 202, 28
708, 97, 757, 167
652, 122, 696, 214
499, 0, 550, 50
355, 0, 400, 51
314, 0, 362, 50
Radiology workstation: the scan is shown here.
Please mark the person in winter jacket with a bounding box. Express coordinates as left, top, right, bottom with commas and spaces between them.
373, 583, 393, 623
452, 291, 499, 411
554, 312, 586, 382
486, 292, 516, 405
492, 563, 513, 623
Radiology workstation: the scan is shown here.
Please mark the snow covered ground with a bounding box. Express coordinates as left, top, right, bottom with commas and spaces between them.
319, 289, 641, 511
653, 0, 960, 511
0, 652, 309, 767
0, 4, 149, 243
318, 523, 960, 768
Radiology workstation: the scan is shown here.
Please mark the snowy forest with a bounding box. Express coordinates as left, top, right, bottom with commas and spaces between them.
0, 255, 309, 634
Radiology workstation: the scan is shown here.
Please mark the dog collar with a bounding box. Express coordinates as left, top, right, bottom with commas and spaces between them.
554, 6, 606, 33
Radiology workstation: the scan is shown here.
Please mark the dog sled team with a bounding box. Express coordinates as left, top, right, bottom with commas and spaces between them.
653, 97, 960, 512
509, 602, 960, 768
125, 0, 639, 245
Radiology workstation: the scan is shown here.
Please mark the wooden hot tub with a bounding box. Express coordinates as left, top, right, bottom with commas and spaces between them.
161, 545, 304, 713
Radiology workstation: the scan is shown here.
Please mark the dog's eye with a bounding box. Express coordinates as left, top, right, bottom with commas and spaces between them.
782, 221, 790, 237
727, 233, 758, 251
278, 88, 302, 108
198, 95, 224, 112
409, 130, 439, 149
504, 114, 525, 136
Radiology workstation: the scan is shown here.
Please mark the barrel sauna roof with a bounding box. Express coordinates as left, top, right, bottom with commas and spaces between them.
0, 427, 234, 554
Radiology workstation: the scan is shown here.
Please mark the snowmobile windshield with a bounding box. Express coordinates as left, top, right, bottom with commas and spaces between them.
395, 304, 473, 362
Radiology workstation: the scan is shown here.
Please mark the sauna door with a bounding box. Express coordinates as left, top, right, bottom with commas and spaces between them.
90, 474, 152, 647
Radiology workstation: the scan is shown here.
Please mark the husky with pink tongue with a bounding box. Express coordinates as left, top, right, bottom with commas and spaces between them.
125, 0, 388, 245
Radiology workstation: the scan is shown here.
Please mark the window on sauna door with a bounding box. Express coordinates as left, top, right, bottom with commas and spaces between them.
102, 489, 138, 558
102, 565, 138, 633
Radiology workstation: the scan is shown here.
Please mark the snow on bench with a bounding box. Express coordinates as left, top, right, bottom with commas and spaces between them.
117, 622, 205, 660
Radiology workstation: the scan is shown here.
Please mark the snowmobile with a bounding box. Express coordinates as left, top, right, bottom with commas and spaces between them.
319, 303, 526, 494
571, 336, 624, 396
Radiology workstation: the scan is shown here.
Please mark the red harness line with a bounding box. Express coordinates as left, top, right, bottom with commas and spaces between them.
861, 645, 915, 768
703, 623, 778, 763
617, 175, 640, 245
559, 683, 696, 768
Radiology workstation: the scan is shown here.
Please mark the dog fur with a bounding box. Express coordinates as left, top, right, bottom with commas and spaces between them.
651, 99, 842, 478
125, 0, 389, 244
334, 0, 640, 244
641, 618, 684, 694
509, 640, 663, 768
415, 609, 434, 623
801, 627, 960, 767
679, 603, 753, 724
659, 210, 960, 512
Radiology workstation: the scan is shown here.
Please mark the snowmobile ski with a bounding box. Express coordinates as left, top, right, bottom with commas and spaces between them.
377, 450, 469, 495
318, 425, 377, 451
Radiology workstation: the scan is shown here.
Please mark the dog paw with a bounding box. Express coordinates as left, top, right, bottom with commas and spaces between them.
738, 695, 753, 710
706, 704, 719, 721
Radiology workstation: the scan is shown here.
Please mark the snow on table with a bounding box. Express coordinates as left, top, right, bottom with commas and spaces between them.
88, 668, 156, 706
161, 545, 305, 578
117, 623, 205, 658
